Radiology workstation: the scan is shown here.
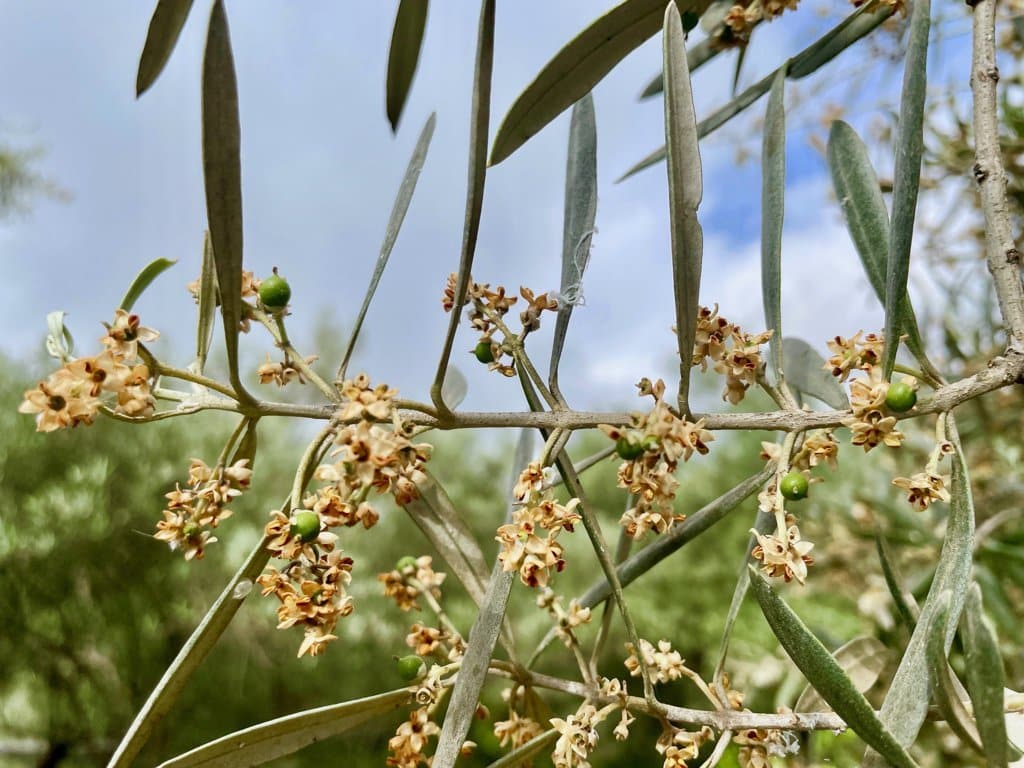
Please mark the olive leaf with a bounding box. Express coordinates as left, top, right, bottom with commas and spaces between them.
155, 689, 412, 767
201, 0, 252, 404
194, 231, 218, 374
136, 0, 194, 97
386, 0, 429, 132
638, 30, 733, 100
962, 583, 1010, 767
120, 257, 177, 313
440, 365, 468, 411
794, 636, 889, 713
781, 337, 849, 409
550, 92, 597, 398
663, 1, 704, 417
486, 729, 559, 768
761, 67, 786, 383
883, 0, 929, 379
749, 567, 918, 768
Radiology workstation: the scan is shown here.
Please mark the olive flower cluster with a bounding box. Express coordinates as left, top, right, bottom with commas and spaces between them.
691, 305, 773, 404
496, 461, 581, 588
154, 458, 253, 561
19, 310, 158, 431
259, 375, 432, 657
600, 378, 714, 538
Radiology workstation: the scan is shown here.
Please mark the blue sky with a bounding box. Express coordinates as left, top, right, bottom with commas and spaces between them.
0, 1, 970, 415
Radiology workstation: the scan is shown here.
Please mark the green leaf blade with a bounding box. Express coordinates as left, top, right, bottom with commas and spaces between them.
386, 0, 429, 132
781, 337, 849, 409
663, 1, 704, 416
963, 583, 1010, 767
550, 93, 597, 394
201, 0, 249, 402
883, 0, 930, 378
120, 257, 177, 313
761, 68, 786, 383
137, 0, 194, 97
748, 567, 917, 768
194, 231, 218, 373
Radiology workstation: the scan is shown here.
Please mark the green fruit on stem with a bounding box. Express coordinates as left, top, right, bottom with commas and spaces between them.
615, 437, 644, 461
779, 471, 809, 501
397, 655, 425, 681
885, 381, 917, 413
259, 271, 291, 310
396, 556, 417, 573
474, 341, 495, 364
289, 510, 321, 542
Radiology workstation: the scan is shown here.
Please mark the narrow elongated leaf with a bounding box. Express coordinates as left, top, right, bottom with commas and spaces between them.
487, 729, 558, 768
120, 257, 177, 312
795, 636, 888, 713
490, 0, 712, 166
863, 419, 974, 766
827, 121, 927, 364
761, 68, 786, 383
136, 0, 194, 97
883, 0, 930, 379
875, 531, 919, 630
431, 0, 494, 407
618, 2, 893, 182
638, 27, 730, 100
928, 622, 985, 756
963, 583, 1009, 767
195, 231, 218, 373
433, 431, 534, 768
663, 2, 703, 416
107, 534, 273, 768
201, 0, 249, 402
156, 689, 411, 767
748, 567, 918, 768
403, 471, 490, 607
782, 337, 849, 409
549, 93, 597, 396
338, 114, 436, 380
386, 0, 429, 132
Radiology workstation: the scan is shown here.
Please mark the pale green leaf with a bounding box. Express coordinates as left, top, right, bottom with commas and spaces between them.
874, 531, 919, 630
638, 28, 731, 100
339, 113, 436, 381
120, 257, 177, 313
137, 0, 194, 97
440, 365, 468, 410
156, 689, 411, 767
45, 310, 74, 362
201, 0, 249, 402
761, 67, 786, 383
963, 583, 1009, 767
663, 1, 703, 416
490, 0, 712, 166
883, 0, 929, 378
195, 230, 217, 373
386, 0, 429, 132
749, 567, 917, 768
795, 636, 889, 713
487, 729, 558, 768
550, 93, 597, 396
927, 611, 985, 757
781, 337, 849, 409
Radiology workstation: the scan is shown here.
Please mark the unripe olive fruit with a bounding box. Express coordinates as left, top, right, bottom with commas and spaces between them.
779, 471, 809, 501
885, 381, 917, 413
289, 510, 321, 542
396, 556, 417, 573
397, 655, 425, 681
183, 522, 200, 539
474, 341, 495, 364
615, 437, 644, 461
259, 271, 291, 310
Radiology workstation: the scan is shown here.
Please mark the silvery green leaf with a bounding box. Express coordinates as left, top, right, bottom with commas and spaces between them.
749, 567, 917, 768
195, 230, 218, 373
137, 0, 194, 97
761, 67, 786, 383
663, 1, 703, 416
386, 0, 429, 132
883, 0, 929, 378
550, 92, 597, 395
781, 337, 848, 409
486, 729, 558, 768
794, 636, 889, 713
120, 257, 177, 313
963, 583, 1010, 767
155, 689, 411, 767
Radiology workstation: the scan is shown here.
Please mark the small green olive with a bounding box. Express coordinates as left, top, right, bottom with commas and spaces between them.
395, 556, 417, 573
259, 272, 291, 310
779, 471, 809, 501
885, 381, 917, 413
615, 437, 644, 461
474, 341, 495, 364
396, 655, 425, 681
289, 510, 321, 542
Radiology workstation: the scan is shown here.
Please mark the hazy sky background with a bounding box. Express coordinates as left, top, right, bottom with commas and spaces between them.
0, 1, 976, 417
